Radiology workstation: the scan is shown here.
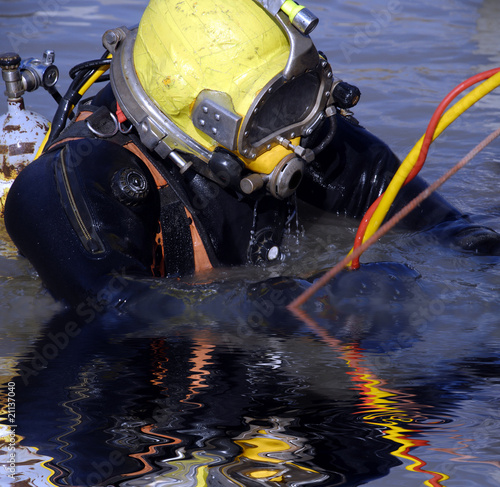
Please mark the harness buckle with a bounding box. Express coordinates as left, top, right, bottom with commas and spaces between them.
86, 111, 119, 138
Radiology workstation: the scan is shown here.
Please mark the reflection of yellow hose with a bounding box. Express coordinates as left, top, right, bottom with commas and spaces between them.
298, 314, 450, 486
356, 372, 449, 487
352, 70, 500, 251
34, 57, 111, 160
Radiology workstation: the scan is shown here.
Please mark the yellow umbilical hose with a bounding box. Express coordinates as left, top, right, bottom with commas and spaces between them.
33, 58, 111, 160
350, 70, 500, 253
76, 59, 111, 98
33, 123, 51, 160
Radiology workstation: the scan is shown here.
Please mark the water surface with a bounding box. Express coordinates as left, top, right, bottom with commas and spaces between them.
1, 1, 500, 486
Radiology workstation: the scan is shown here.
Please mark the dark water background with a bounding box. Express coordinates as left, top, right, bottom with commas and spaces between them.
1, 0, 500, 485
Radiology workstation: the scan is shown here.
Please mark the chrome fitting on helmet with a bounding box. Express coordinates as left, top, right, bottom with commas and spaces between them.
240, 154, 304, 200
268, 154, 304, 199
255, 0, 319, 35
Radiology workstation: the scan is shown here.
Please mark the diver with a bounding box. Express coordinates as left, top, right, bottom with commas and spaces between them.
4, 0, 500, 309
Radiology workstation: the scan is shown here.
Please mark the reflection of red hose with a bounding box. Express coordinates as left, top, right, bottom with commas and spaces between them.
350, 67, 500, 269
291, 308, 449, 486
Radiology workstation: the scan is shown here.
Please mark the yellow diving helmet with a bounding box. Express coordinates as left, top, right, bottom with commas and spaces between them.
103, 0, 355, 199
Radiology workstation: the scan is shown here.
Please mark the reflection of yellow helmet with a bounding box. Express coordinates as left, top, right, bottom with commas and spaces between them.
134, 0, 290, 163
105, 0, 342, 199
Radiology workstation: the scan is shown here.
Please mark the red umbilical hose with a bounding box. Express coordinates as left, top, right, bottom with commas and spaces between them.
350, 68, 500, 269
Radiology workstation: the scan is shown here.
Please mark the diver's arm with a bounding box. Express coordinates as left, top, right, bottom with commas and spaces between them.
4, 138, 160, 308
298, 114, 500, 254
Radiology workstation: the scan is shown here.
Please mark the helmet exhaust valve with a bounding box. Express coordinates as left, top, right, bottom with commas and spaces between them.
268, 154, 304, 199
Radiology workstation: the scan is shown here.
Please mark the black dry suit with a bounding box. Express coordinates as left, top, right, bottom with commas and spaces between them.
5, 85, 500, 308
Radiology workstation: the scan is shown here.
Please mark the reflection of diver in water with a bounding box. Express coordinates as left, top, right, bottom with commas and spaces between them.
13, 304, 404, 487
155, 416, 332, 487
7, 256, 476, 487
13, 279, 488, 487
4, 0, 500, 310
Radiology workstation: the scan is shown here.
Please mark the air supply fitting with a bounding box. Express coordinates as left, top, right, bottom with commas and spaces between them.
255, 0, 319, 35
280, 0, 318, 35
0, 50, 59, 100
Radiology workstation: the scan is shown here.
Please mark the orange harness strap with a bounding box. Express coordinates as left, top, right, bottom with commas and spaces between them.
123, 142, 168, 276
123, 142, 214, 275
184, 208, 213, 273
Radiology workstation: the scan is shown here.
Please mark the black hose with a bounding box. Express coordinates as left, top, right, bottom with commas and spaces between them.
47, 86, 62, 105
312, 115, 336, 156
69, 58, 111, 79
46, 68, 95, 146
46, 51, 110, 147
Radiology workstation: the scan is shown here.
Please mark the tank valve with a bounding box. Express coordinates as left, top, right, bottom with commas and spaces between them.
20, 50, 59, 94
0, 53, 24, 99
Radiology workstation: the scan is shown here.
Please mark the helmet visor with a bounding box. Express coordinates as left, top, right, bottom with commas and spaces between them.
238, 59, 333, 161
247, 72, 321, 145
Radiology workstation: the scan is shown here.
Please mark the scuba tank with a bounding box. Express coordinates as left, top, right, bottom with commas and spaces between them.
0, 51, 57, 216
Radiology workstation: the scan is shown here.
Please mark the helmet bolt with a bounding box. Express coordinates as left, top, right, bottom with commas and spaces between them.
103, 30, 119, 46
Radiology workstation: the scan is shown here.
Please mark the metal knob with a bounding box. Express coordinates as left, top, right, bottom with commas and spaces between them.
0, 52, 21, 70
0, 52, 24, 99
332, 81, 361, 109
240, 173, 265, 194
